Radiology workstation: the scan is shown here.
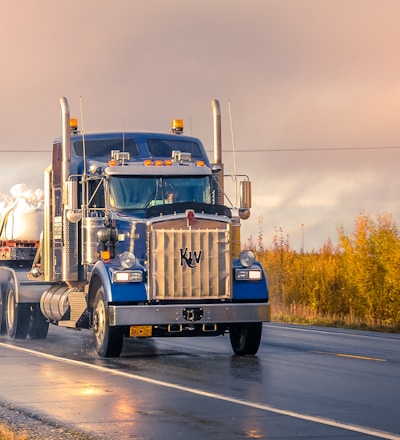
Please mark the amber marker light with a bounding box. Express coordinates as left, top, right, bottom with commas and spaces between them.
171, 119, 184, 133
101, 250, 111, 261
196, 160, 205, 167
69, 118, 78, 131
108, 159, 117, 166
154, 160, 163, 166
144, 159, 153, 166
164, 159, 173, 166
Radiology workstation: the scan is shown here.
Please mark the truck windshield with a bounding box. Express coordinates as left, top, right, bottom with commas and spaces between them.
108, 176, 212, 210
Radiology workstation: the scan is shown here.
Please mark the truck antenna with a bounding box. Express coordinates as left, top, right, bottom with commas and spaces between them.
79, 95, 87, 177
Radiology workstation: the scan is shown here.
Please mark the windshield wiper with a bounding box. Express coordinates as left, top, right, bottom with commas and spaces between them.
143, 191, 156, 209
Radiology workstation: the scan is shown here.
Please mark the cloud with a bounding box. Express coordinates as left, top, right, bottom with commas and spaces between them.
1, 0, 400, 250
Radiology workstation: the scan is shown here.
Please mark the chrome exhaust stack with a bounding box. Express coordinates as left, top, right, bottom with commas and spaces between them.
60, 97, 79, 283
60, 97, 71, 186
211, 99, 224, 205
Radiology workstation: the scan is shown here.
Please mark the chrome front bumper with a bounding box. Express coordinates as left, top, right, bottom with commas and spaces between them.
108, 302, 270, 326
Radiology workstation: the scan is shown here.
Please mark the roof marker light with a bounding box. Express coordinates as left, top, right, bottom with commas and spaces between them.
154, 159, 163, 166
144, 159, 153, 166
171, 119, 184, 134
164, 159, 173, 166
69, 118, 78, 132
196, 160, 205, 167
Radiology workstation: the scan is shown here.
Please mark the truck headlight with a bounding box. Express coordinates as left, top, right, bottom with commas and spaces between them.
235, 269, 262, 281
239, 250, 255, 267
113, 270, 143, 283
119, 251, 136, 269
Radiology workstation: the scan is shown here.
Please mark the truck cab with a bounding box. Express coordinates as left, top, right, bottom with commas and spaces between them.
0, 98, 270, 358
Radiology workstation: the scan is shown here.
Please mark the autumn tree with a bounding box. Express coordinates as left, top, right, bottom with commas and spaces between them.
255, 213, 400, 328
338, 213, 400, 325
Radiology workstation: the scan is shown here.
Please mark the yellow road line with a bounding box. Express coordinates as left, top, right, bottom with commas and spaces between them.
312, 350, 386, 362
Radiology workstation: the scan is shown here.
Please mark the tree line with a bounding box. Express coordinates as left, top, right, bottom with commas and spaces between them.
248, 213, 400, 329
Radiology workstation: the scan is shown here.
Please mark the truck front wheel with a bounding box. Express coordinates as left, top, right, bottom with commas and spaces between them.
92, 287, 123, 357
5, 280, 30, 340
229, 322, 262, 355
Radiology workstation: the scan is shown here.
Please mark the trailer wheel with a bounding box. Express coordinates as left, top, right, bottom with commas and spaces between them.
0, 288, 6, 335
92, 287, 123, 357
28, 304, 49, 339
5, 280, 30, 340
229, 322, 262, 355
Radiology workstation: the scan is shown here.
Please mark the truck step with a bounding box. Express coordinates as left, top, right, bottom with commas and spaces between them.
58, 291, 88, 328
58, 320, 79, 328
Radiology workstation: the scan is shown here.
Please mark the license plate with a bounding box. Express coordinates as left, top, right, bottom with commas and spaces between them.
129, 325, 152, 337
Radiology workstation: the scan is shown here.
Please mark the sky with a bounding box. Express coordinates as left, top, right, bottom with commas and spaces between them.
1, 0, 400, 251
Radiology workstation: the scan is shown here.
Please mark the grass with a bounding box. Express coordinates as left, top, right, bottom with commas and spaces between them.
271, 303, 400, 333
0, 424, 27, 440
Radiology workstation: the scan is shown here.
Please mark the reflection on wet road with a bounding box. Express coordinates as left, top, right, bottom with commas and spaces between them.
1, 323, 400, 439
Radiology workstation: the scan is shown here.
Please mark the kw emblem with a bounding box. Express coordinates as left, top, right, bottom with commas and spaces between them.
180, 247, 202, 268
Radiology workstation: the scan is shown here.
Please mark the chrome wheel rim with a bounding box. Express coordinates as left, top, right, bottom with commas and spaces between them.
6, 288, 14, 330
93, 298, 106, 344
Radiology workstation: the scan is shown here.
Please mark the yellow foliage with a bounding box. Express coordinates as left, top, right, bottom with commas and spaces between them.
256, 213, 400, 327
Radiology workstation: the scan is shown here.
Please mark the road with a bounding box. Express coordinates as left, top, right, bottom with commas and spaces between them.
0, 323, 399, 439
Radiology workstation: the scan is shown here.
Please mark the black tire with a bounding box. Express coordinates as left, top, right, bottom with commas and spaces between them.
28, 304, 49, 339
5, 280, 30, 340
92, 287, 123, 357
229, 322, 263, 355
0, 288, 6, 335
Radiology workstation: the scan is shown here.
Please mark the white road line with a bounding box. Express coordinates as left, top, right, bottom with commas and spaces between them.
266, 323, 400, 341
1, 342, 399, 440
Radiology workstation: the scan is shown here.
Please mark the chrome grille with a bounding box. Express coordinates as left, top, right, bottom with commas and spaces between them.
149, 222, 231, 300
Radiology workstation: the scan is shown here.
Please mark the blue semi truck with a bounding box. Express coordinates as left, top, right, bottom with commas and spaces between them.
0, 97, 270, 357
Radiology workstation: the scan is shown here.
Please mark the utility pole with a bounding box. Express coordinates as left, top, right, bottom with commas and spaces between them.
258, 215, 264, 252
